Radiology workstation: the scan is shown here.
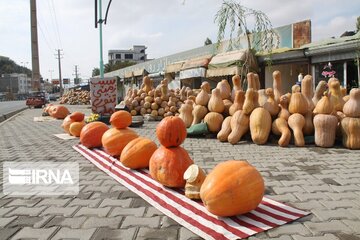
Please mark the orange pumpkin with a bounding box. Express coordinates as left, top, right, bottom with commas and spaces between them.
120, 137, 157, 169
49, 105, 70, 119
149, 146, 194, 188
44, 104, 53, 114
69, 111, 85, 122
156, 116, 187, 147
80, 121, 109, 148
110, 110, 132, 129
101, 128, 138, 156
62, 115, 76, 134
200, 160, 264, 217
69, 121, 86, 137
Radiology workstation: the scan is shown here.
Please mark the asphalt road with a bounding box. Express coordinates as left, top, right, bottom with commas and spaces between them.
0, 100, 26, 116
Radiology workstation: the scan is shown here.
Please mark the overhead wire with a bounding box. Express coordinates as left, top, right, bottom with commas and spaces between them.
50, 0, 63, 49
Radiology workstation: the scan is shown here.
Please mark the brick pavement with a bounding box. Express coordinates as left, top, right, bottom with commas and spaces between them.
0, 105, 360, 239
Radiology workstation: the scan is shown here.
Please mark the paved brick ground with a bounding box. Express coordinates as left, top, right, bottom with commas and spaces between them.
0, 105, 360, 239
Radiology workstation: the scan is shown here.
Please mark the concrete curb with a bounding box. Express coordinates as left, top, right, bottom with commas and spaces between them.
0, 107, 28, 125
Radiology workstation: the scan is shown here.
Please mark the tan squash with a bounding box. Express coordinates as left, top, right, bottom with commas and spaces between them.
229, 90, 245, 116
272, 70, 282, 103
217, 116, 232, 142
216, 79, 231, 100
313, 114, 338, 148
289, 92, 308, 115
179, 100, 194, 128
278, 93, 291, 120
288, 113, 305, 147
301, 75, 315, 110
247, 72, 258, 90
208, 88, 225, 113
341, 117, 360, 149
243, 88, 259, 115
249, 108, 272, 145
257, 89, 268, 107
201, 81, 211, 94
312, 80, 328, 106
292, 84, 301, 93
228, 110, 250, 145
203, 112, 224, 133
195, 84, 210, 106
328, 77, 345, 111
272, 118, 291, 147
223, 99, 232, 116
231, 74, 242, 101
160, 81, 169, 101
192, 105, 208, 125
254, 73, 261, 91
343, 88, 360, 117
142, 76, 152, 94
340, 86, 347, 97
263, 88, 280, 117
303, 111, 314, 136
313, 93, 334, 115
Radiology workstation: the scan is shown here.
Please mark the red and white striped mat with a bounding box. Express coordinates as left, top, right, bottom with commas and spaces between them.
73, 144, 309, 240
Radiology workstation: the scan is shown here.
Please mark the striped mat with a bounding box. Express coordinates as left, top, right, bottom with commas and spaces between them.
73, 144, 309, 240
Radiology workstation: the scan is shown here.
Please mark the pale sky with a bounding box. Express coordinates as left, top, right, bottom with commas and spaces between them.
0, 0, 359, 82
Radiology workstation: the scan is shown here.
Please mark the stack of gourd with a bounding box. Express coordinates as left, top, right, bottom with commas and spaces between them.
122, 76, 198, 118
341, 88, 360, 149
62, 111, 86, 137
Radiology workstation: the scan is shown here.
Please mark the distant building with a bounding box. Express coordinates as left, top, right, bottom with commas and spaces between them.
0, 73, 31, 93
108, 45, 147, 64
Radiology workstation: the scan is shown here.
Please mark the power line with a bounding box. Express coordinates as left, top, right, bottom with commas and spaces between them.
50, 0, 63, 49
37, 21, 54, 51
46, 0, 62, 49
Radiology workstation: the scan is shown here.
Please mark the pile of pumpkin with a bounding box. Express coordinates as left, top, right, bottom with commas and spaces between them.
176, 71, 360, 150
122, 76, 199, 117
77, 112, 265, 217
60, 90, 90, 105
43, 104, 70, 119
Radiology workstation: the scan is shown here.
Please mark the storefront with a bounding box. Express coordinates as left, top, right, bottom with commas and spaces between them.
164, 61, 184, 90
179, 55, 212, 89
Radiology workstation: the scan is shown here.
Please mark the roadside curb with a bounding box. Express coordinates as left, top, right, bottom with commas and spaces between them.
0, 107, 28, 125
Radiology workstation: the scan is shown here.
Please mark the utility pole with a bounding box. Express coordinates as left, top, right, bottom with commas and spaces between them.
73, 65, 80, 84
30, 0, 41, 91
55, 49, 63, 96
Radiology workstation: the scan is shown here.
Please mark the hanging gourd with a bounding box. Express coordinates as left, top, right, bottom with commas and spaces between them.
288, 113, 305, 147
272, 70, 283, 104
249, 107, 272, 145
263, 88, 280, 117
208, 88, 225, 113
217, 116, 232, 142
229, 90, 245, 116
228, 110, 250, 144
179, 100, 194, 128
272, 118, 291, 147
231, 74, 242, 101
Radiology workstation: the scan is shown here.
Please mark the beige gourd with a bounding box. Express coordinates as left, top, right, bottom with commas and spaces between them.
223, 99, 233, 117
247, 72, 259, 90
243, 88, 259, 115
328, 78, 345, 111
217, 116, 232, 142
257, 89, 268, 107
231, 74, 242, 101
216, 79, 231, 100
313, 114, 338, 148
288, 113, 305, 147
343, 88, 360, 117
227, 110, 250, 145
272, 70, 282, 104
313, 93, 334, 115
192, 105, 208, 125
179, 100, 194, 128
195, 84, 210, 106
272, 118, 291, 147
204, 112, 224, 133
312, 80, 327, 106
142, 76, 152, 94
229, 90, 245, 116
201, 81, 211, 94
341, 117, 360, 149
288, 91, 308, 115
254, 73, 261, 90
208, 88, 225, 113
301, 75, 315, 111
263, 88, 280, 117
278, 93, 291, 120
249, 108, 272, 145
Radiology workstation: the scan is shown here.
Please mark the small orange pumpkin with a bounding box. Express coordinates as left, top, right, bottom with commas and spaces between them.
149, 146, 194, 188
200, 160, 264, 217
110, 110, 132, 129
156, 116, 187, 147
80, 121, 109, 148
49, 105, 70, 119
101, 128, 138, 156
69, 111, 85, 122
62, 115, 76, 134
69, 121, 86, 137
120, 137, 158, 169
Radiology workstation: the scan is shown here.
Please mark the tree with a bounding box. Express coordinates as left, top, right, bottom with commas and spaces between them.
92, 68, 100, 77
204, 37, 213, 46
215, 0, 279, 52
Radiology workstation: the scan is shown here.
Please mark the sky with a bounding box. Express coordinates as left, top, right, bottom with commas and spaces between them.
0, 0, 359, 83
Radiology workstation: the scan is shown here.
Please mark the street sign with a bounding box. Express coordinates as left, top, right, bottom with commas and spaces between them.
63, 78, 70, 84
52, 79, 60, 84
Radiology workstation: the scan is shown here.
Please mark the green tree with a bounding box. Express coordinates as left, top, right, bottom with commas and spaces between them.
92, 68, 100, 77
204, 37, 213, 45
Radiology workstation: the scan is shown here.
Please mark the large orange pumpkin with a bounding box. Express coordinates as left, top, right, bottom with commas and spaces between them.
69, 111, 85, 122
110, 110, 132, 129
149, 146, 194, 188
200, 160, 264, 217
120, 137, 157, 169
80, 121, 109, 148
69, 121, 86, 137
49, 105, 70, 119
101, 127, 138, 156
156, 116, 187, 147
62, 115, 76, 134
